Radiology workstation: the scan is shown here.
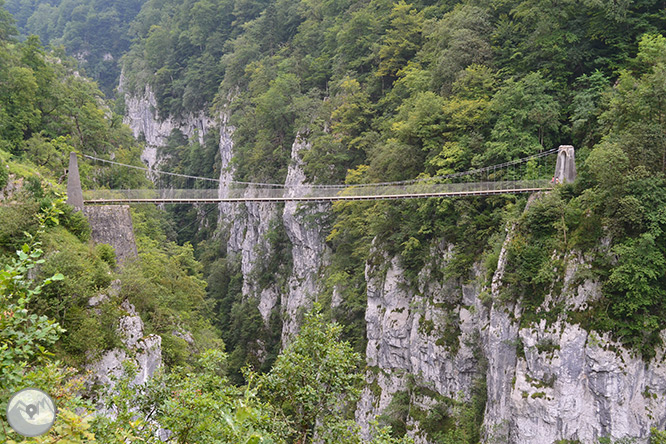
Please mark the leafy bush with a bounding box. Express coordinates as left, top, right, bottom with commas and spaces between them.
0, 205, 65, 392
95, 243, 116, 268
0, 162, 8, 189
57, 202, 91, 242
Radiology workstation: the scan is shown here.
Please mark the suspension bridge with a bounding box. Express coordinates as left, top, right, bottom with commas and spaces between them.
67, 145, 576, 208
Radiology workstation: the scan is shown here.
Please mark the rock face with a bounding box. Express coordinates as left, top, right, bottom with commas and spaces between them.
355, 203, 666, 444
508, 324, 666, 443
216, 107, 282, 323
281, 134, 330, 341
119, 73, 213, 170
356, 245, 485, 444
481, 244, 666, 443
0, 174, 23, 201
215, 107, 329, 339
89, 298, 162, 388
121, 85, 331, 341
84, 205, 138, 265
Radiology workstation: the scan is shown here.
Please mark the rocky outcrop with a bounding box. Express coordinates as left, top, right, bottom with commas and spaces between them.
216, 108, 282, 323
281, 134, 330, 340
356, 201, 666, 444
508, 323, 666, 443
216, 114, 329, 336
484, 245, 666, 443
356, 245, 485, 444
119, 73, 213, 170
482, 220, 521, 442
89, 297, 162, 388
0, 174, 24, 201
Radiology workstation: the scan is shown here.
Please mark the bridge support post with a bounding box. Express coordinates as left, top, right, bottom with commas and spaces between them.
554, 145, 576, 184
67, 152, 84, 211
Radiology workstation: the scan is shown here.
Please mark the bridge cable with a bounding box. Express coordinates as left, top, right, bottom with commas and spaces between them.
82, 148, 558, 190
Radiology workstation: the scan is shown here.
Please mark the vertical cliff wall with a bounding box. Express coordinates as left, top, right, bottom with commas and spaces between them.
120, 93, 666, 442
355, 197, 666, 444
280, 134, 330, 341
355, 244, 486, 444
216, 108, 330, 340
119, 73, 213, 170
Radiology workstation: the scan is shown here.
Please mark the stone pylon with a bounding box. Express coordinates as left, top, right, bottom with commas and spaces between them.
554, 145, 576, 184
67, 152, 84, 211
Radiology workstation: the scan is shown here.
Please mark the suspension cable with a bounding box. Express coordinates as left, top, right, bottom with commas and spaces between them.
82, 148, 558, 190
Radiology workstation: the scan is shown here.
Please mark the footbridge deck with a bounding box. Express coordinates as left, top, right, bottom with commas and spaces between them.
82, 181, 553, 204
67, 145, 576, 208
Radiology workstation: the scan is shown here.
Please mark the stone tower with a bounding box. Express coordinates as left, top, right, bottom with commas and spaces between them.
554, 145, 576, 183
66, 152, 84, 211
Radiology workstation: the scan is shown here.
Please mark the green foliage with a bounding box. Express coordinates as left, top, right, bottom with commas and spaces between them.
6, 0, 144, 96
96, 243, 117, 268
378, 375, 486, 443
56, 202, 91, 242
258, 306, 363, 443
0, 195, 41, 252
0, 211, 64, 391
376, 1, 422, 81
92, 351, 290, 444
422, 4, 492, 93
88, 320, 411, 444
2, 364, 98, 443
484, 73, 560, 164
652, 429, 666, 444
0, 23, 143, 173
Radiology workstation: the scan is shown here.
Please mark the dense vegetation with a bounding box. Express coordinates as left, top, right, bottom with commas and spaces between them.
4, 0, 144, 95
118, 0, 666, 373
4, 0, 666, 441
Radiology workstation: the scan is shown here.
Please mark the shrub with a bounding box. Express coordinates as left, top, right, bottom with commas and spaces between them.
96, 243, 116, 268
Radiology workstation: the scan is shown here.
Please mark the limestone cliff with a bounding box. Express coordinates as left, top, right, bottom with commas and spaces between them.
120, 93, 666, 442
355, 244, 485, 444
280, 134, 330, 341
216, 111, 329, 340
216, 106, 282, 324
119, 72, 213, 171
88, 287, 162, 389
354, 198, 666, 444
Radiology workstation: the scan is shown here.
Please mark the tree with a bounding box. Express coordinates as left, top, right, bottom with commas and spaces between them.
0, 65, 40, 153
599, 34, 666, 173
421, 4, 492, 93
483, 72, 560, 165
92, 351, 289, 444
0, 0, 17, 41
258, 306, 363, 444
376, 1, 422, 81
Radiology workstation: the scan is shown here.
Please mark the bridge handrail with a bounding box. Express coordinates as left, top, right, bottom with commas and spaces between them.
82, 148, 558, 189
82, 179, 552, 202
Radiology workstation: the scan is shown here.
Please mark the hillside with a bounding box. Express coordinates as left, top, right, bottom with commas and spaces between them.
3, 0, 666, 442
4, 0, 144, 95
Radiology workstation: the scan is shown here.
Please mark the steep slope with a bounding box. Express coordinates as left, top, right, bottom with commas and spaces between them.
120, 92, 666, 441
117, 0, 666, 441
4, 0, 145, 95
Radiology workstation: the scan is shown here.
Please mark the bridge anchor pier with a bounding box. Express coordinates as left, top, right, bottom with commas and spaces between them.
66, 152, 138, 265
